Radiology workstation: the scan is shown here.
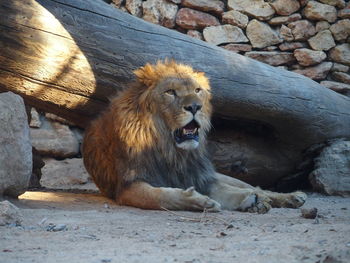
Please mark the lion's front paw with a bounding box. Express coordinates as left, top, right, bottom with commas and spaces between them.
286, 191, 307, 208
240, 194, 272, 214
182, 187, 221, 212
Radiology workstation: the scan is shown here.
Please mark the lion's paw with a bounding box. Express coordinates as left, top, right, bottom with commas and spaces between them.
181, 187, 221, 212
283, 191, 307, 208
240, 194, 272, 214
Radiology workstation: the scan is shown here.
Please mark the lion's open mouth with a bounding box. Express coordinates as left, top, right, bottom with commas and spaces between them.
174, 119, 200, 144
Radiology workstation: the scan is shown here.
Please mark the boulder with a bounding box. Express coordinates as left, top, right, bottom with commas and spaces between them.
245, 51, 296, 66
0, 92, 32, 197
303, 1, 337, 23
30, 118, 79, 158
308, 30, 335, 51
338, 4, 350, 19
294, 48, 327, 66
246, 19, 282, 48
142, 0, 178, 28
227, 0, 275, 21
182, 0, 224, 15
279, 42, 306, 51
329, 19, 350, 41
222, 43, 252, 53
176, 8, 219, 30
309, 139, 350, 197
40, 158, 98, 192
329, 44, 350, 66
319, 0, 345, 9
279, 25, 294, 41
268, 13, 301, 25
320, 80, 350, 96
0, 201, 23, 226
288, 20, 316, 41
222, 10, 249, 29
125, 0, 143, 17
332, 72, 350, 84
293, 62, 333, 80
270, 0, 300, 16
203, 25, 248, 45
331, 63, 349, 72
315, 21, 330, 32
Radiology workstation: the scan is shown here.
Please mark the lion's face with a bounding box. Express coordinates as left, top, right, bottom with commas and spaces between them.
151, 76, 212, 150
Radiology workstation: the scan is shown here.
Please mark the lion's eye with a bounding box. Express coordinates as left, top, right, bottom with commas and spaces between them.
195, 88, 201, 93
165, 89, 176, 96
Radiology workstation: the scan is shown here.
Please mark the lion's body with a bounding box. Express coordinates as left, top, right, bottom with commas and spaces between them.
83, 61, 306, 212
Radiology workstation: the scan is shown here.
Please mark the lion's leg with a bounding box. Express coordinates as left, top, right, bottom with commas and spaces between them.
117, 182, 221, 211
215, 173, 307, 208
209, 180, 272, 213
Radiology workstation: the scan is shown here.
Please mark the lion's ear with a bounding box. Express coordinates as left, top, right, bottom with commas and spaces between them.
133, 63, 158, 88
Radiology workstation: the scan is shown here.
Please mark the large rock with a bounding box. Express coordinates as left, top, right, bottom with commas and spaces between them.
182, 0, 224, 15
30, 118, 79, 158
303, 1, 337, 23
329, 44, 350, 66
203, 25, 248, 45
0, 201, 23, 226
279, 25, 294, 41
246, 19, 282, 48
279, 42, 306, 51
222, 10, 249, 29
331, 63, 349, 72
142, 0, 178, 28
315, 21, 330, 32
245, 51, 296, 66
320, 80, 350, 96
294, 48, 327, 66
288, 20, 316, 41
125, 0, 143, 17
329, 19, 350, 41
227, 0, 275, 21
338, 4, 350, 19
319, 0, 346, 9
309, 140, 350, 197
270, 0, 300, 16
176, 8, 219, 30
293, 62, 333, 80
40, 158, 98, 192
0, 92, 32, 197
223, 43, 252, 53
332, 72, 350, 84
268, 13, 301, 25
308, 30, 335, 51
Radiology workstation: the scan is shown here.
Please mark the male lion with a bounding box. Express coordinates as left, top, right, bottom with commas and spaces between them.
82, 60, 306, 213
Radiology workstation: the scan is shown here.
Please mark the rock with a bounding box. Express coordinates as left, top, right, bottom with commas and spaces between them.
332, 72, 350, 84
303, 1, 337, 23
329, 44, 350, 66
315, 21, 330, 32
245, 51, 295, 66
293, 61, 333, 80
0, 201, 23, 226
329, 19, 350, 41
169, 0, 181, 3
301, 207, 318, 219
288, 20, 316, 41
308, 30, 335, 51
331, 63, 349, 72
320, 80, 350, 95
182, 0, 225, 15
45, 113, 75, 126
187, 30, 203, 40
125, 0, 143, 17
40, 158, 98, 192
222, 43, 252, 53
309, 139, 350, 196
338, 5, 350, 19
270, 0, 300, 16
246, 19, 282, 48
111, 0, 123, 7
294, 48, 327, 66
222, 10, 249, 29
0, 92, 32, 197
263, 45, 278, 51
268, 13, 302, 25
176, 8, 219, 30
279, 42, 306, 51
299, 0, 309, 7
29, 107, 42, 128
319, 0, 345, 9
280, 25, 294, 41
227, 0, 275, 21
203, 25, 248, 45
30, 118, 79, 158
142, 0, 178, 28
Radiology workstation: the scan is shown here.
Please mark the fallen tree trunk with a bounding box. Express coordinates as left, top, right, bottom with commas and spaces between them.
1, 0, 350, 188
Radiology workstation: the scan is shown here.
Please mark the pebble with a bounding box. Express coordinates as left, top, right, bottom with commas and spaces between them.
46, 223, 67, 232
301, 207, 318, 219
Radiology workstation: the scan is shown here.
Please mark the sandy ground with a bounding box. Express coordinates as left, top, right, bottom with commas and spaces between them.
1, 191, 350, 263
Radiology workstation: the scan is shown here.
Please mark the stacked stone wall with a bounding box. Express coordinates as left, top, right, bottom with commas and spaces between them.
109, 0, 350, 96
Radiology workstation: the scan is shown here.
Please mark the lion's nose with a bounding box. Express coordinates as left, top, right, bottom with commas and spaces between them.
184, 103, 202, 115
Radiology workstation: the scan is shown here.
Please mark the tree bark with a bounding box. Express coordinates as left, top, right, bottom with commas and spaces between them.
1, 0, 350, 188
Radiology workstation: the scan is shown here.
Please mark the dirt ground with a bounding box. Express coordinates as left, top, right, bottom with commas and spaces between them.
1, 191, 350, 263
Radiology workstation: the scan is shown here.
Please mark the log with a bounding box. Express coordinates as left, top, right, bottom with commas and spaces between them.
1, 0, 350, 188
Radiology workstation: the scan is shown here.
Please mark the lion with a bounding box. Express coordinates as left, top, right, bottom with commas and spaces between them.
82, 60, 306, 213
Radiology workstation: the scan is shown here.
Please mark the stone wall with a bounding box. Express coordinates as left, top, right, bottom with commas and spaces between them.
109, 0, 350, 96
